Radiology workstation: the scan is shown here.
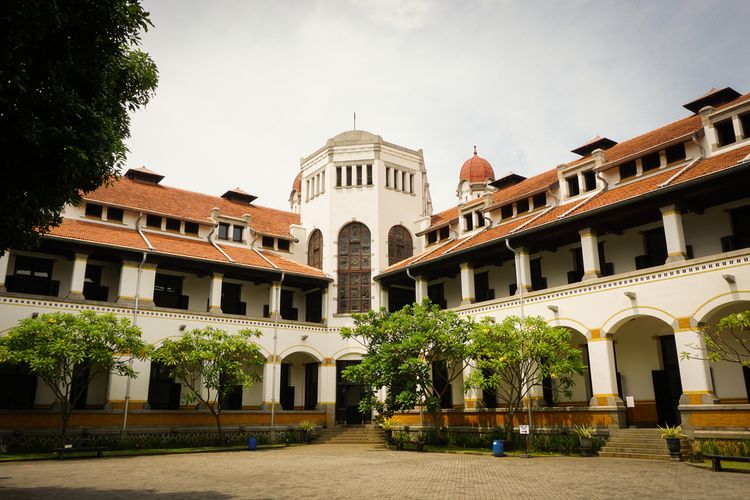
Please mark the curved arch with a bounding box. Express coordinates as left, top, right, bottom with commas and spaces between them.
151, 335, 272, 357
387, 225, 413, 266
547, 317, 592, 340
278, 344, 325, 362
332, 345, 367, 360
692, 290, 750, 324
307, 229, 323, 270
601, 306, 678, 335
337, 222, 372, 314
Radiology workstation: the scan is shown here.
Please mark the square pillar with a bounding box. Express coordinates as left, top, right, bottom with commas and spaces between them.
320, 287, 328, 324
268, 282, 280, 320
674, 320, 718, 405
587, 334, 624, 407
459, 263, 475, 305
415, 276, 428, 303
106, 358, 151, 410
208, 272, 223, 314
660, 205, 688, 263
116, 260, 155, 308
0, 251, 10, 292
733, 115, 743, 139
515, 248, 532, 293
579, 228, 601, 280
67, 252, 88, 300
262, 357, 281, 410
318, 359, 337, 427
379, 284, 389, 311
463, 364, 482, 409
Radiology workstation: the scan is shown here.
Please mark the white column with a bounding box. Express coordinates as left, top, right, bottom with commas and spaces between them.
106, 358, 151, 410
0, 251, 10, 291
516, 248, 532, 293
459, 263, 475, 305
208, 272, 223, 313
660, 205, 687, 263
732, 115, 743, 140
318, 360, 337, 426
320, 287, 328, 324
463, 364, 482, 409
674, 322, 718, 405
116, 260, 155, 307
415, 276, 428, 303
67, 252, 88, 300
262, 358, 281, 410
268, 282, 279, 320
379, 284, 389, 311
587, 334, 624, 407
579, 228, 601, 280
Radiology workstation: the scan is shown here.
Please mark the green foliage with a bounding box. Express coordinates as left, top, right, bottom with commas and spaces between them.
658, 424, 685, 439
467, 315, 586, 441
298, 420, 316, 432
340, 300, 475, 434
152, 326, 265, 440
0, 311, 150, 444
573, 425, 595, 438
696, 439, 750, 457
682, 310, 750, 367
0, 0, 158, 253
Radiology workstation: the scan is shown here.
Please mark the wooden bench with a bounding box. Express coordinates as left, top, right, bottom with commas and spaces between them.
54, 446, 108, 459
704, 454, 750, 472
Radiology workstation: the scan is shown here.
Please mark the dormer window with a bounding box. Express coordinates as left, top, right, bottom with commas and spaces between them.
218, 222, 230, 240
516, 199, 529, 214
427, 232, 437, 245
641, 152, 661, 173
146, 215, 162, 229
85, 203, 103, 218
439, 226, 449, 240
715, 118, 736, 147
426, 226, 450, 246
665, 143, 686, 164
463, 213, 474, 231
532, 193, 546, 209
500, 204, 513, 219
566, 175, 580, 197
185, 222, 199, 235
262, 236, 275, 248
277, 239, 290, 251
476, 211, 485, 228
740, 112, 750, 139
107, 207, 124, 222
619, 160, 637, 180
166, 218, 180, 231
232, 225, 244, 242
583, 171, 597, 192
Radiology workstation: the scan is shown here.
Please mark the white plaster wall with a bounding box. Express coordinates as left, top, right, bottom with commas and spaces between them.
539, 245, 576, 289
243, 283, 271, 318
612, 318, 671, 400
442, 277, 462, 309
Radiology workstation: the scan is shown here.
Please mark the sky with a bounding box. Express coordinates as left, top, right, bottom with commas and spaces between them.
125, 0, 750, 213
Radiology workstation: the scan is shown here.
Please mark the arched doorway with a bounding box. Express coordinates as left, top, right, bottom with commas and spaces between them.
279, 352, 320, 411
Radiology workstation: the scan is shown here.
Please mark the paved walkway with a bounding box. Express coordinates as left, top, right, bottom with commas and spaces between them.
0, 444, 748, 499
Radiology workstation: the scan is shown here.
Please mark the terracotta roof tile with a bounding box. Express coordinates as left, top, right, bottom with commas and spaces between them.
259, 251, 329, 279
601, 114, 702, 165
84, 177, 300, 239
486, 169, 559, 209
429, 207, 458, 227
48, 219, 149, 250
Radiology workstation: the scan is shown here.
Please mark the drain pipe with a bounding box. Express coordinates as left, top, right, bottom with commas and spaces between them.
122, 249, 147, 434
504, 239, 533, 453
270, 271, 285, 440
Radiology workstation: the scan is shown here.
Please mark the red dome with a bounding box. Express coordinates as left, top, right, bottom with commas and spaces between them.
292, 172, 302, 193
459, 146, 495, 183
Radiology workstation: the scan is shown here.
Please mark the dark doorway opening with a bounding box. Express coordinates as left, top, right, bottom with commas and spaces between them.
651, 335, 682, 426
305, 362, 319, 410
280, 363, 295, 410
148, 362, 181, 410
305, 290, 322, 323
0, 363, 37, 409
336, 360, 370, 425
388, 286, 415, 312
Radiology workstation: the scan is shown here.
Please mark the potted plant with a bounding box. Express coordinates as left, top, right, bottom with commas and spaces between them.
658, 424, 686, 461
299, 420, 316, 444
394, 431, 410, 451
574, 425, 595, 457
414, 431, 426, 452
379, 417, 397, 447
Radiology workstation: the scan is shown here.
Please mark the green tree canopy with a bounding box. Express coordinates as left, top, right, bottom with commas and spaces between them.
467, 315, 586, 441
0, 0, 158, 253
340, 300, 475, 436
0, 310, 150, 446
153, 326, 266, 441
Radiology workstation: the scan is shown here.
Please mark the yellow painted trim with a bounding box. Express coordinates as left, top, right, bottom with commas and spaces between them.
668, 251, 687, 257
600, 305, 677, 334
661, 210, 679, 216
590, 328, 601, 339
683, 390, 712, 395
592, 393, 618, 397
547, 317, 591, 337
691, 290, 750, 322
676, 317, 692, 329
278, 344, 325, 362
588, 336, 612, 343
209, 305, 222, 310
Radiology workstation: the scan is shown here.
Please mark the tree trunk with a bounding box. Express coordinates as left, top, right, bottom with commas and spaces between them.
213, 410, 224, 445
60, 400, 70, 449
431, 408, 443, 440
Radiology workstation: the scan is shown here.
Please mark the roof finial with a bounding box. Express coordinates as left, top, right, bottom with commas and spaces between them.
473, 145, 477, 155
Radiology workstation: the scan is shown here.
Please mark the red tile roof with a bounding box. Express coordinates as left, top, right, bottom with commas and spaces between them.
459, 149, 495, 183
84, 177, 300, 239
486, 169, 559, 210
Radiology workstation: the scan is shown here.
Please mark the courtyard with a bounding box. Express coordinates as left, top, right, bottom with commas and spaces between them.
0, 444, 748, 499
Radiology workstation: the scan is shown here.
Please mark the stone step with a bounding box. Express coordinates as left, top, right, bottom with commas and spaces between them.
598, 451, 674, 461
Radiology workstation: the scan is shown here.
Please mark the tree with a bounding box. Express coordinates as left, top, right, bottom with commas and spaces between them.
340, 300, 475, 437
466, 315, 586, 441
681, 310, 750, 367
0, 311, 150, 447
153, 326, 266, 442
0, 0, 158, 253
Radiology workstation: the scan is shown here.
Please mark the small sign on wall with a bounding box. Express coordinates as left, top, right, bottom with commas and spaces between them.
519, 424, 530, 435
626, 396, 635, 408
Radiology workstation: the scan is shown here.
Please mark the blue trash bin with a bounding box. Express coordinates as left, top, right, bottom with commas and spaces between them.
492, 439, 504, 457
247, 436, 257, 451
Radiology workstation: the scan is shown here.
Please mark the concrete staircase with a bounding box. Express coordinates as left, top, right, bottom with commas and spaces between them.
598, 428, 690, 461
313, 425, 386, 446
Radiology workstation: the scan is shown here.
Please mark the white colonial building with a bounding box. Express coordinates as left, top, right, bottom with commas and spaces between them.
1, 87, 750, 436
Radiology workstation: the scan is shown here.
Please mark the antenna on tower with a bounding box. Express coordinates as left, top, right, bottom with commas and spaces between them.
353, 112, 357, 131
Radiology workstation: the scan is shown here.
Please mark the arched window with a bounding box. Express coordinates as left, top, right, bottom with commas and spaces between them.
308, 229, 323, 269
337, 222, 371, 313
388, 225, 413, 266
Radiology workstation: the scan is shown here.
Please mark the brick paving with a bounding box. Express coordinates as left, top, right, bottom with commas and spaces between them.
0, 444, 748, 499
